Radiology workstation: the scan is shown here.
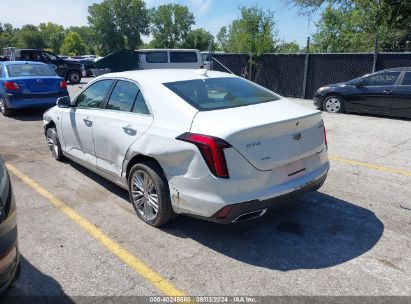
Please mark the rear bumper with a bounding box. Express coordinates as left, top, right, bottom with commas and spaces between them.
184, 168, 328, 224
3, 92, 68, 109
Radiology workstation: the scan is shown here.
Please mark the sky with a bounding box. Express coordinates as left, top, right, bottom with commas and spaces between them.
0, 0, 319, 46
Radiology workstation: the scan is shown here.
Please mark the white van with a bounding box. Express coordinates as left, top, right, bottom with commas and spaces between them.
135, 49, 204, 70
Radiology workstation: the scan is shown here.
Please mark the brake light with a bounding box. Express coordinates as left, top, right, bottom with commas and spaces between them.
215, 206, 232, 218
323, 127, 327, 146
60, 80, 67, 89
4, 81, 19, 91
176, 132, 231, 178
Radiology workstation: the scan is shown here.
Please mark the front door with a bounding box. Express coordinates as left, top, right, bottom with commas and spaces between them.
93, 80, 153, 177
60, 79, 114, 165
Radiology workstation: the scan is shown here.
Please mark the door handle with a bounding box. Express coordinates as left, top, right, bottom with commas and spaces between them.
83, 118, 93, 126
383, 90, 392, 94
122, 125, 137, 135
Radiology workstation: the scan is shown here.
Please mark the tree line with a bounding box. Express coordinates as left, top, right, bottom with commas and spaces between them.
1, 0, 409, 56
0, 0, 298, 57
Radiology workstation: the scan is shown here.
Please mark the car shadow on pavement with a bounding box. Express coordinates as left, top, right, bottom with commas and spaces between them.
5, 108, 49, 122
162, 191, 384, 271
3, 255, 74, 303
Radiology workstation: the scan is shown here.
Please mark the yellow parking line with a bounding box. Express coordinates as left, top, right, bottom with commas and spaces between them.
328, 155, 411, 177
6, 163, 186, 297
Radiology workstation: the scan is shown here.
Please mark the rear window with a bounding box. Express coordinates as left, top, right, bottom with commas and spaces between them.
6, 64, 56, 77
146, 52, 168, 63
170, 52, 198, 63
164, 77, 280, 111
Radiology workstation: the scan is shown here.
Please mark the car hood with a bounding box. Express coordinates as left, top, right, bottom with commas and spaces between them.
325, 82, 347, 88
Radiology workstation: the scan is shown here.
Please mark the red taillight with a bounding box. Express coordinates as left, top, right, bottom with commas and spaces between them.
323, 127, 327, 146
4, 81, 19, 91
215, 206, 232, 219
176, 132, 231, 178
60, 80, 67, 89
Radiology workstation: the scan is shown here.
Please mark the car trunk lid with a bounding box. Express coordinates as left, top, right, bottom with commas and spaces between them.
15, 77, 61, 93
190, 99, 325, 171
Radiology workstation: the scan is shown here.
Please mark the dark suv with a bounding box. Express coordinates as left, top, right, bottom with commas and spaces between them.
1, 48, 86, 84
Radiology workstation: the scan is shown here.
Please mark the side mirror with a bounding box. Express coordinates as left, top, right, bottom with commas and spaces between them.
57, 96, 71, 108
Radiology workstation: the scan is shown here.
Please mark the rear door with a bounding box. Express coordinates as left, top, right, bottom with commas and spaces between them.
93, 80, 153, 177
349, 71, 400, 115
391, 71, 411, 118
60, 79, 114, 165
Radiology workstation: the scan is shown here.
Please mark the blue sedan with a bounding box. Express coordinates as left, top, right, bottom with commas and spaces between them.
0, 61, 69, 116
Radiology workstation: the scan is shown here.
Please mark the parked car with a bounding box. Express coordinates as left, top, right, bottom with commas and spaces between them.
0, 61, 69, 116
43, 69, 329, 227
1, 48, 86, 84
135, 49, 204, 70
0, 156, 20, 293
314, 67, 411, 119
76, 59, 96, 77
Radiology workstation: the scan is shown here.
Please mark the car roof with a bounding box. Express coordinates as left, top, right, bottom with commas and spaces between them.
100, 69, 237, 84
383, 67, 411, 72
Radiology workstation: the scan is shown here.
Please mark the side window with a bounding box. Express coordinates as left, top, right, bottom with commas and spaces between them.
76, 80, 113, 108
170, 52, 197, 63
43, 52, 58, 62
401, 72, 411, 85
132, 92, 150, 115
106, 81, 139, 112
364, 72, 400, 86
146, 52, 168, 63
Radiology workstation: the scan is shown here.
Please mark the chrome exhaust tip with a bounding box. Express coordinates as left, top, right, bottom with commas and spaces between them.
232, 208, 268, 223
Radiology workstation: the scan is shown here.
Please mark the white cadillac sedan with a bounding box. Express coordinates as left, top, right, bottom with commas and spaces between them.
43, 69, 329, 227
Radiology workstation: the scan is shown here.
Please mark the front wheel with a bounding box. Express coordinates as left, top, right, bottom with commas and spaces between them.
46, 127, 64, 161
67, 71, 81, 84
323, 95, 344, 113
128, 161, 174, 227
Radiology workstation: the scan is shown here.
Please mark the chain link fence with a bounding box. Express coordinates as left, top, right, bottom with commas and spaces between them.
211, 52, 411, 99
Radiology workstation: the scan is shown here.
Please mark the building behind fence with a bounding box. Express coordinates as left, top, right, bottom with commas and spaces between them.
211, 52, 411, 99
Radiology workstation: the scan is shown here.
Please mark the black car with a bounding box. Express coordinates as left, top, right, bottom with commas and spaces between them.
0, 156, 20, 293
313, 67, 411, 119
1, 48, 86, 84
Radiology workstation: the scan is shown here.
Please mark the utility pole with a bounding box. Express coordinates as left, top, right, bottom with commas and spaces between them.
372, 34, 379, 72
302, 36, 310, 99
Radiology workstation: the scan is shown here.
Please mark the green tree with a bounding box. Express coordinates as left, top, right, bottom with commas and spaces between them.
219, 5, 278, 55
290, 0, 411, 52
0, 23, 18, 50
277, 41, 301, 53
150, 4, 195, 48
15, 25, 45, 49
182, 28, 214, 50
216, 26, 228, 50
68, 26, 97, 54
60, 32, 87, 56
110, 0, 150, 49
88, 0, 149, 55
39, 22, 65, 53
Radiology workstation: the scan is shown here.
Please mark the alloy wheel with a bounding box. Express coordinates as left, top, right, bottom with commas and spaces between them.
131, 170, 159, 221
46, 129, 59, 159
325, 97, 342, 113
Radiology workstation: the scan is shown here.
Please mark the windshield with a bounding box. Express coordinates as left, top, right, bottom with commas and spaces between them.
164, 77, 281, 111
6, 64, 56, 77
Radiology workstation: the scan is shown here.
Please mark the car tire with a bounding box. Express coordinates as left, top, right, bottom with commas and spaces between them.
46, 127, 64, 161
323, 95, 344, 113
128, 161, 175, 227
0, 98, 11, 116
67, 70, 81, 84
